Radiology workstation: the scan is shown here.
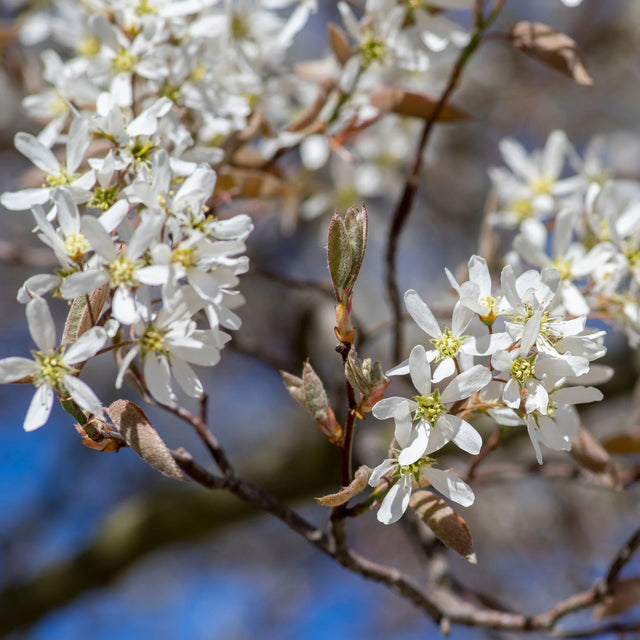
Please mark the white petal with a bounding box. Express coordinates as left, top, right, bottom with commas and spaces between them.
552, 386, 603, 405
15, 132, 58, 173
26, 297, 56, 352
468, 255, 491, 296
397, 425, 430, 466
525, 380, 549, 414
377, 478, 412, 525
1, 188, 51, 210
467, 332, 512, 357
409, 344, 431, 396
521, 310, 542, 355
372, 396, 412, 420
393, 405, 413, 449
144, 355, 175, 404
66, 117, 90, 173
369, 458, 397, 487
526, 416, 543, 464
423, 468, 474, 507
499, 137, 536, 182
438, 414, 482, 454
503, 377, 521, 409
432, 357, 455, 383
0, 357, 37, 382
63, 327, 108, 364
491, 349, 514, 372
112, 286, 139, 325
64, 374, 103, 416
537, 415, 570, 451
404, 289, 440, 337
24, 384, 54, 431
451, 302, 473, 335
82, 215, 117, 261
386, 359, 409, 376
441, 365, 491, 404
171, 356, 203, 398
188, 268, 222, 304
60, 270, 110, 298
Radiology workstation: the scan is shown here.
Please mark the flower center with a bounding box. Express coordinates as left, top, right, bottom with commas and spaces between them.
511, 357, 535, 386
509, 198, 534, 221
230, 13, 250, 41
413, 391, 445, 425
77, 36, 101, 58
34, 349, 75, 387
140, 325, 168, 358
552, 258, 572, 280
113, 48, 137, 74
89, 185, 119, 211
359, 32, 386, 67
45, 166, 76, 187
430, 327, 463, 360
171, 247, 197, 269
108, 255, 137, 286
64, 232, 89, 260
530, 175, 553, 195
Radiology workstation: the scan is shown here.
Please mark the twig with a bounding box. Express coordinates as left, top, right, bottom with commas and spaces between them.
384, 1, 506, 363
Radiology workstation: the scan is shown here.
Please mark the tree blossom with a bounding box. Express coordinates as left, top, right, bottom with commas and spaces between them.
0, 297, 107, 431
368, 454, 474, 525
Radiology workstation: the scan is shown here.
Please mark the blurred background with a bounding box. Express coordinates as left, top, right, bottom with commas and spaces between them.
1, 0, 640, 638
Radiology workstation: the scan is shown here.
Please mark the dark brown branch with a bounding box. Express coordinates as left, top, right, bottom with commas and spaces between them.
384, 1, 505, 363
158, 401, 234, 476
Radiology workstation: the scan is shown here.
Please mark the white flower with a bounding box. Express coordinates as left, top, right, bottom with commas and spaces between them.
369, 455, 474, 525
514, 209, 613, 316
489, 130, 582, 227
116, 290, 224, 404
1, 117, 95, 211
0, 297, 107, 431
374, 345, 490, 464
525, 382, 602, 464
61, 210, 164, 324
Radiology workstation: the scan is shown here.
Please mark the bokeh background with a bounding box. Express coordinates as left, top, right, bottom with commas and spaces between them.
1, 0, 640, 638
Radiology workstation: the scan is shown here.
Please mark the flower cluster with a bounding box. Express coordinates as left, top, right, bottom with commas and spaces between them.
370, 256, 609, 524
0, 0, 281, 429
489, 130, 640, 347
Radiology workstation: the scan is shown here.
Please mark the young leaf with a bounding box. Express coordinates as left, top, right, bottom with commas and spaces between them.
509, 22, 593, 86
410, 490, 476, 563
281, 362, 342, 443
328, 22, 352, 66
315, 466, 372, 506
107, 400, 185, 481
370, 87, 469, 121
328, 211, 352, 297
61, 284, 110, 347
602, 431, 640, 455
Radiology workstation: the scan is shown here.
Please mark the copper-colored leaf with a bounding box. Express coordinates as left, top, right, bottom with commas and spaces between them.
594, 577, 640, 619
410, 490, 476, 563
107, 400, 185, 480
509, 22, 593, 86
316, 466, 372, 506
61, 284, 110, 347
370, 87, 469, 122
328, 23, 352, 66
602, 431, 640, 455
75, 424, 121, 452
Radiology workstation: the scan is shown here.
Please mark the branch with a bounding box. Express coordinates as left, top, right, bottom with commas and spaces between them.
384, 1, 505, 362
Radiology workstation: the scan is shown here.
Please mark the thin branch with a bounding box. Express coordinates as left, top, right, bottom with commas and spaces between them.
384, 1, 505, 363
158, 401, 234, 477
